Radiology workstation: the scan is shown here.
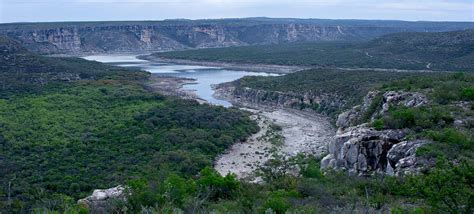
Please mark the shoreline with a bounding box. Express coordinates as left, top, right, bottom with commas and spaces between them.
57, 52, 449, 73
146, 74, 208, 104
143, 60, 335, 181
139, 55, 305, 74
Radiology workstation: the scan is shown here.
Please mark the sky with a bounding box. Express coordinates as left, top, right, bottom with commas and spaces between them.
0, 0, 473, 23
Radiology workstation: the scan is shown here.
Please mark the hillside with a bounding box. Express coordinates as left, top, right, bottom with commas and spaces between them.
0, 37, 258, 212
0, 36, 148, 97
229, 70, 435, 118
153, 30, 474, 71
0, 18, 473, 54
214, 68, 473, 213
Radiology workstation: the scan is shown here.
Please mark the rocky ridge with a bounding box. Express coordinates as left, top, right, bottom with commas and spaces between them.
1, 19, 472, 55
214, 83, 347, 117
321, 91, 434, 176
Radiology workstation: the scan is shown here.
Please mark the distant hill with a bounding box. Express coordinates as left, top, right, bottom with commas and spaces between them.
0, 18, 472, 54
153, 30, 474, 71
362, 29, 474, 70
0, 36, 147, 96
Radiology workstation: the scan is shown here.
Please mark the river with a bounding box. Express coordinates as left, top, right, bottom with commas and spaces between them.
82, 54, 277, 107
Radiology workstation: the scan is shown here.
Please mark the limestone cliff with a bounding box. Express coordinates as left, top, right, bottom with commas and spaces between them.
1, 18, 472, 54
321, 91, 434, 176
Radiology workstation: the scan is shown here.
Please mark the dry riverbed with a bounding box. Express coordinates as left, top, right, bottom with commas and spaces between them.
215, 107, 334, 180
147, 73, 335, 181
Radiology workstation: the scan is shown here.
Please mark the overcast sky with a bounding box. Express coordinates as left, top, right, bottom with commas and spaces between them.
1, 0, 473, 23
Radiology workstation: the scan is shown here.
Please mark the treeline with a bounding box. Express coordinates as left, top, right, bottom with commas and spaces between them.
153, 29, 474, 71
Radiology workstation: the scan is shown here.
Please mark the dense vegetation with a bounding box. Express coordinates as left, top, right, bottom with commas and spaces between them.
1, 34, 473, 213
237, 69, 437, 118
26, 155, 473, 213
373, 73, 474, 161
0, 37, 258, 212
8, 70, 468, 213
0, 37, 148, 97
154, 29, 474, 71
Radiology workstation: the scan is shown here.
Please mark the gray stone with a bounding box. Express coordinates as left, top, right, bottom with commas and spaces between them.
321, 124, 406, 175
386, 140, 433, 176
78, 185, 127, 213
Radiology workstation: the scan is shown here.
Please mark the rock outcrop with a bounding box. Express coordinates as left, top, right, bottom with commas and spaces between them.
381, 91, 428, 112
321, 124, 407, 175
336, 91, 428, 129
386, 140, 432, 176
78, 186, 127, 213
214, 84, 347, 117
336, 91, 379, 129
1, 18, 471, 54
322, 90, 433, 176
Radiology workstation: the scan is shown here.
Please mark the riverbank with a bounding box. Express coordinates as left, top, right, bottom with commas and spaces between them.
146, 74, 207, 104
139, 55, 305, 74
215, 107, 334, 180
145, 66, 335, 181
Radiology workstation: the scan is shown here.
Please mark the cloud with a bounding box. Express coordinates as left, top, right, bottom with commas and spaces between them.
1, 0, 472, 23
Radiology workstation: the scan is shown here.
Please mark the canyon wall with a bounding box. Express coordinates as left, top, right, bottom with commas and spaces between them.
1, 19, 472, 54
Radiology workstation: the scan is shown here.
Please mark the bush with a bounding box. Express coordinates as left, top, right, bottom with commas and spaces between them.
300, 159, 324, 179
382, 106, 453, 130
196, 167, 240, 201
262, 191, 290, 214
412, 160, 473, 214
461, 86, 474, 100
372, 119, 384, 130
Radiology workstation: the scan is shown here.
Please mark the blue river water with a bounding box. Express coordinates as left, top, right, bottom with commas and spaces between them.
82, 55, 277, 107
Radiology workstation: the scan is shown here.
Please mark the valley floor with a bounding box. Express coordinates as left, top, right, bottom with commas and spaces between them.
147, 73, 335, 181
215, 107, 334, 180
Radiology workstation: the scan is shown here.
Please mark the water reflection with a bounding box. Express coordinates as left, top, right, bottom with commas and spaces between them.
82, 54, 277, 107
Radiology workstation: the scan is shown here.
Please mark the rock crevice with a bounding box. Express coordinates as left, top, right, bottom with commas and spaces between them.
322, 91, 433, 176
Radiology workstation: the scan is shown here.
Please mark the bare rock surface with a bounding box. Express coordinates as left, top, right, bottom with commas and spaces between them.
321, 124, 406, 175
215, 108, 334, 180
78, 186, 126, 213
386, 140, 433, 176
323, 90, 432, 176
381, 91, 428, 112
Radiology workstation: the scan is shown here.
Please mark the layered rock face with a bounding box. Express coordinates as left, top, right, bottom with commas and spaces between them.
1, 19, 471, 54
321, 91, 433, 176
214, 84, 346, 115
321, 124, 406, 175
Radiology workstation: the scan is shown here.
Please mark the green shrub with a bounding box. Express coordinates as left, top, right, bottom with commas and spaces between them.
382, 106, 453, 130
461, 86, 474, 100
262, 191, 290, 214
412, 160, 473, 214
372, 119, 384, 130
362, 94, 383, 122
196, 167, 240, 201
427, 128, 472, 150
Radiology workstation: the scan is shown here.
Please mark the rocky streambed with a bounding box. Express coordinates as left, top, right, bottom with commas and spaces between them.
212, 81, 335, 180
146, 69, 336, 180
212, 80, 439, 178
215, 107, 334, 180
